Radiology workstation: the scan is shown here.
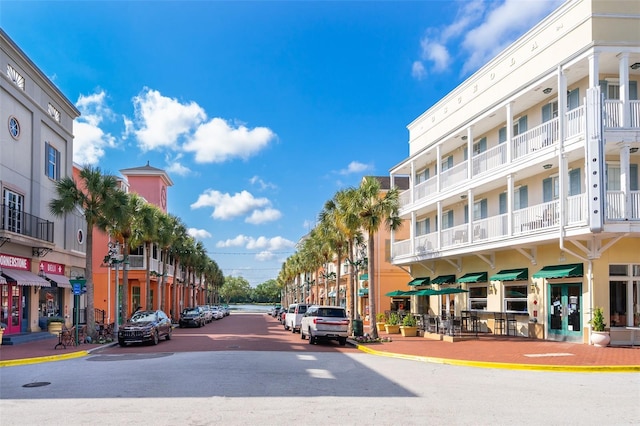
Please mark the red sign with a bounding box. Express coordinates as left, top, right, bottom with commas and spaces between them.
0, 253, 31, 271
40, 261, 65, 275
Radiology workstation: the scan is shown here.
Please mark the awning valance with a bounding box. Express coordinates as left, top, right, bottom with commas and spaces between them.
436, 287, 469, 295
2, 269, 51, 287
408, 277, 430, 286
457, 272, 487, 283
532, 263, 583, 279
415, 288, 438, 296
490, 268, 528, 281
46, 273, 72, 289
432, 275, 456, 284
385, 290, 413, 297
358, 288, 369, 296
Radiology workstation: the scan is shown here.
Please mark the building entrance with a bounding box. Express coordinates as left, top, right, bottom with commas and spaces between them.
548, 283, 582, 342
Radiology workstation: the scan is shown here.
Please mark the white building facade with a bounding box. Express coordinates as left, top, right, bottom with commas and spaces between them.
390, 0, 639, 345
1, 29, 86, 336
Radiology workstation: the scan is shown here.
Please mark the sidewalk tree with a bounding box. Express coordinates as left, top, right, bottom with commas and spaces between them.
49, 165, 127, 338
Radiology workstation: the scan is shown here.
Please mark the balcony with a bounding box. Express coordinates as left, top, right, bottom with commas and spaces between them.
393, 191, 639, 260
0, 204, 54, 243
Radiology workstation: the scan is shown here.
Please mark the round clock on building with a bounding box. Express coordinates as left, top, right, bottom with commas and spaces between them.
161, 185, 167, 209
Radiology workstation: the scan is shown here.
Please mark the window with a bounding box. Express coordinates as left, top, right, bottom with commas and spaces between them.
7, 64, 25, 90
441, 210, 453, 229
416, 168, 430, 184
600, 80, 638, 101
45, 142, 61, 181
542, 101, 558, 122
416, 218, 430, 236
441, 155, 453, 172
468, 286, 488, 310
2, 189, 24, 234
513, 116, 528, 136
504, 284, 528, 312
473, 199, 488, 220
132, 287, 141, 312
514, 186, 528, 209
8, 116, 20, 140
609, 264, 640, 327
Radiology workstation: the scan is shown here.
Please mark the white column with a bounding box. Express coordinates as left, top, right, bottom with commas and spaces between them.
558, 66, 567, 146
409, 161, 415, 204
466, 127, 473, 178
588, 52, 599, 89
506, 102, 513, 162
621, 144, 631, 218
436, 200, 442, 250
467, 190, 474, 242
436, 145, 442, 191
410, 211, 416, 256
507, 175, 514, 236
618, 52, 630, 128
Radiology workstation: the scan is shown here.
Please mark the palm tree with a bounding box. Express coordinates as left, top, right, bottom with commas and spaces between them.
155, 213, 182, 312
49, 165, 127, 338
132, 203, 160, 309
352, 177, 401, 339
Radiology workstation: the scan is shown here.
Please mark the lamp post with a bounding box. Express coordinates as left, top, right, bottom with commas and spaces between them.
105, 241, 123, 333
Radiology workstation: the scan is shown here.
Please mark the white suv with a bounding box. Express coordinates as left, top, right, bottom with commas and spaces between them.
300, 305, 349, 346
284, 303, 310, 333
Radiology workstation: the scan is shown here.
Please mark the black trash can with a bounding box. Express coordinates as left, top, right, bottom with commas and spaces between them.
352, 319, 363, 337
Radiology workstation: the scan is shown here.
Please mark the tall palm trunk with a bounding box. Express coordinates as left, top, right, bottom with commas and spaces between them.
367, 235, 378, 338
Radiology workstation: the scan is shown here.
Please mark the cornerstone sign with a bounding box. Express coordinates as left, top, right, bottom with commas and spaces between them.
0, 253, 30, 271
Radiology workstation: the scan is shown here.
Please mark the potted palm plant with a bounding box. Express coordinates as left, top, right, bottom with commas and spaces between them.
589, 307, 610, 347
384, 312, 400, 334
400, 313, 418, 337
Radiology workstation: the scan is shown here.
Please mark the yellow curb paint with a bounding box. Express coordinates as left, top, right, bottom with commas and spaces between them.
0, 350, 89, 368
353, 343, 640, 373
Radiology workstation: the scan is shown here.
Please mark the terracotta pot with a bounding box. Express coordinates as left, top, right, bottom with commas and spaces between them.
590, 331, 610, 347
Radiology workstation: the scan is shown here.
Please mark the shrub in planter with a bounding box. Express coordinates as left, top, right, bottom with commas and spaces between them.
589, 307, 610, 347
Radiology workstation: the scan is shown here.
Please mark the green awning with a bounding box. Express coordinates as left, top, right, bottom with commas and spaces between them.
408, 277, 430, 286
490, 268, 528, 281
532, 263, 583, 279
402, 290, 418, 296
432, 275, 456, 284
456, 272, 488, 283
435, 287, 469, 295
385, 290, 407, 297
359, 274, 368, 281
358, 288, 369, 296
415, 288, 438, 296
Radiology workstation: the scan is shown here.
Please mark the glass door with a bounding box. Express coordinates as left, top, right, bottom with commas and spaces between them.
1, 284, 22, 334
548, 283, 582, 342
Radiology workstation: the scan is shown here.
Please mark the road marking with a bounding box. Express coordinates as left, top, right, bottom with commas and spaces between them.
297, 354, 317, 361
523, 353, 574, 358
306, 369, 335, 379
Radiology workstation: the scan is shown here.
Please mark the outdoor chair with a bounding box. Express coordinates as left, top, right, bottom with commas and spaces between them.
426, 316, 438, 334
493, 312, 505, 335
506, 313, 518, 336
461, 310, 471, 332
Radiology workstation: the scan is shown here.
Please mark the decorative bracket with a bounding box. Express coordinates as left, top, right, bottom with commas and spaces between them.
444, 257, 462, 272
32, 247, 52, 257
476, 253, 495, 269
516, 247, 537, 265
0, 236, 10, 248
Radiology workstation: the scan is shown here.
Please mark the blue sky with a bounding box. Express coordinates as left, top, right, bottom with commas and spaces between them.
1, 0, 561, 286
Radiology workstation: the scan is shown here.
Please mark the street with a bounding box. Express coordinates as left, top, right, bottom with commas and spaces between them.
0, 313, 638, 425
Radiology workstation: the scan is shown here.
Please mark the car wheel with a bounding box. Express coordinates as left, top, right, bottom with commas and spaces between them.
152, 329, 159, 345
300, 328, 305, 340
284, 324, 289, 331
338, 337, 347, 346
308, 332, 315, 345
118, 339, 126, 347
166, 329, 172, 340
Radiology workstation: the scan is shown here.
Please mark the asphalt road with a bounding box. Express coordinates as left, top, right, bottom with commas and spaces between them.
0, 313, 638, 425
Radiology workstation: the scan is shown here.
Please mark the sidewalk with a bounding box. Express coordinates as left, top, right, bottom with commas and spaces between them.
1, 326, 639, 372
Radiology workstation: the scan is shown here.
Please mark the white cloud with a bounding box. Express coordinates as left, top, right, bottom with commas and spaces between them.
249, 175, 277, 190
132, 88, 206, 151
245, 208, 282, 225
187, 228, 212, 239
255, 251, 277, 261
413, 0, 561, 78
339, 161, 372, 175
73, 90, 117, 165
191, 189, 280, 222
164, 153, 191, 176
216, 234, 296, 251
183, 118, 276, 163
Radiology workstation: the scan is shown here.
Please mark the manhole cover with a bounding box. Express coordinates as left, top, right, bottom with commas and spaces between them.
227, 345, 240, 349
23, 382, 51, 388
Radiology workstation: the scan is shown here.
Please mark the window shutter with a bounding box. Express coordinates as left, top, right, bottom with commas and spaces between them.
542, 103, 552, 123
463, 147, 468, 161
568, 88, 580, 110
519, 186, 528, 208
543, 178, 553, 202
630, 81, 638, 101
425, 217, 431, 234
599, 80, 608, 99
464, 204, 469, 224
447, 210, 454, 228
480, 199, 488, 219
569, 168, 581, 196
55, 148, 61, 181
518, 116, 528, 133
479, 137, 487, 153
631, 164, 638, 191
498, 127, 507, 144
499, 193, 507, 214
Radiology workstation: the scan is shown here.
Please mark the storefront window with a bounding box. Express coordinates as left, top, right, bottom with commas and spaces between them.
39, 288, 61, 317
609, 264, 639, 327
504, 285, 528, 312
468, 285, 487, 310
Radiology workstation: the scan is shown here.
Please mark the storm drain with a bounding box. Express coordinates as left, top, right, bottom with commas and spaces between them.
23, 382, 51, 388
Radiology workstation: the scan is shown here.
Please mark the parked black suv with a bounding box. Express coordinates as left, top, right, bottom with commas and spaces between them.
179, 307, 205, 328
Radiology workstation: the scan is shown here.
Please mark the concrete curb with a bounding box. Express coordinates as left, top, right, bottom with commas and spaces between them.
347, 340, 640, 373
0, 342, 118, 368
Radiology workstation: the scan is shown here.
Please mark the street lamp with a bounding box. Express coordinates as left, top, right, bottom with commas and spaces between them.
105, 241, 124, 333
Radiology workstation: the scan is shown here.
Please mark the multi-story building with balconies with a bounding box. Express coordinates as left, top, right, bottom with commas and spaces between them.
390, 0, 639, 345
1, 29, 86, 337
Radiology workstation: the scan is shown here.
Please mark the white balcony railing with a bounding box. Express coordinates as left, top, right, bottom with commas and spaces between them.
604, 100, 622, 128
566, 106, 585, 138
512, 119, 559, 161
440, 161, 468, 191
631, 101, 640, 128
472, 143, 507, 176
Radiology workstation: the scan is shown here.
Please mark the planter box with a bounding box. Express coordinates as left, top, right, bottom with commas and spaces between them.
400, 326, 418, 337
384, 324, 400, 334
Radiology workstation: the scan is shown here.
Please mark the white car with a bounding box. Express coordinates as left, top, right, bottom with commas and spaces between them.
284, 303, 310, 333
200, 306, 213, 323
211, 306, 224, 320
300, 305, 349, 345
